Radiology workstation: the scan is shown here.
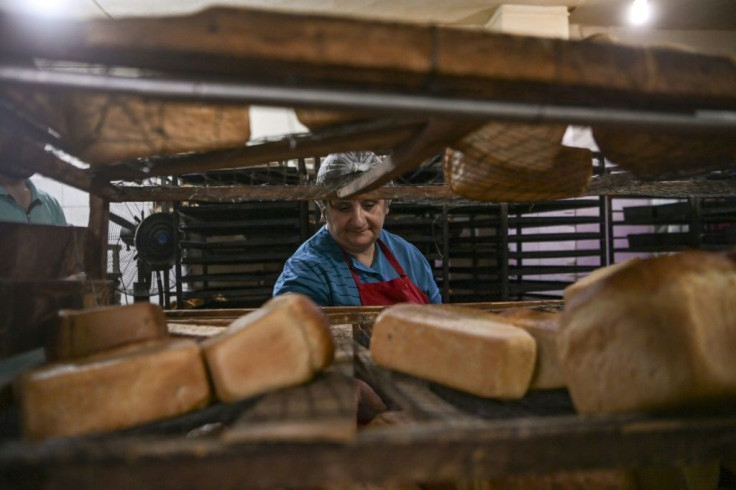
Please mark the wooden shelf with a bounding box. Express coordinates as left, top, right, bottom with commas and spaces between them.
2, 313, 734, 489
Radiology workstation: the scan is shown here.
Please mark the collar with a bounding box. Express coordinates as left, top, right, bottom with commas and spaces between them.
24, 179, 42, 201
0, 179, 39, 199
322, 226, 385, 273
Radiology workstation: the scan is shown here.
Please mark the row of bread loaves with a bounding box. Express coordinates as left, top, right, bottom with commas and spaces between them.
370, 248, 736, 416
16, 293, 334, 440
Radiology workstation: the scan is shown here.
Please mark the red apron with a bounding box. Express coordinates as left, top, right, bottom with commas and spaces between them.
342, 239, 429, 306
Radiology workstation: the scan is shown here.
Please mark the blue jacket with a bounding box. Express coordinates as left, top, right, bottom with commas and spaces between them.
273, 226, 441, 306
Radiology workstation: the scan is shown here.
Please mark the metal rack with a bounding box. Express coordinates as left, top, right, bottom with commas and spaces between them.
174, 165, 311, 308
169, 174, 736, 308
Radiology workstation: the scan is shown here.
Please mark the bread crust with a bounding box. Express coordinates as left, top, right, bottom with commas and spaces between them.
202, 293, 335, 402
560, 250, 736, 414
46, 303, 169, 361
498, 308, 565, 390
371, 304, 536, 399
17, 339, 211, 440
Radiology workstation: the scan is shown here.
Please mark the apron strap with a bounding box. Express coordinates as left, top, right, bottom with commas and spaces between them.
341, 239, 407, 280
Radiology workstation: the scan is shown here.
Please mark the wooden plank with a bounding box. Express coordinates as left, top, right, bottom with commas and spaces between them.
354, 343, 472, 424
589, 172, 736, 198
108, 176, 736, 203
163, 301, 564, 320
109, 183, 457, 203
0, 279, 114, 358
0, 7, 734, 111
222, 324, 357, 444
96, 119, 423, 180
2, 312, 735, 487
0, 7, 433, 92
85, 195, 108, 280
0, 223, 89, 279
0, 410, 734, 489
222, 370, 356, 444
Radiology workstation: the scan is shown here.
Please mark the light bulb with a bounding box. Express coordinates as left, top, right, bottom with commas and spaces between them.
629, 0, 651, 25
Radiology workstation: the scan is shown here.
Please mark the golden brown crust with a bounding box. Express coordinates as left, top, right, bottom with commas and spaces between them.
559, 250, 736, 414
17, 339, 211, 440
263, 294, 335, 370
202, 293, 335, 402
371, 303, 536, 399
497, 308, 560, 332
497, 308, 565, 390
563, 257, 640, 305
46, 303, 169, 361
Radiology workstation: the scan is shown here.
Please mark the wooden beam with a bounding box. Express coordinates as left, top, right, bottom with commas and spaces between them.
588, 172, 736, 198
85, 195, 109, 280
0, 411, 734, 488
0, 7, 734, 111
110, 184, 458, 203
336, 118, 482, 197
163, 301, 564, 319
95, 119, 424, 181
109, 175, 736, 203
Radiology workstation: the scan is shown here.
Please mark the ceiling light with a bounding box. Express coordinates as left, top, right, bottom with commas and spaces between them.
23, 0, 68, 16
628, 0, 651, 26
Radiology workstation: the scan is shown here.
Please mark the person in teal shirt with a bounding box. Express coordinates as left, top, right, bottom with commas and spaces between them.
0, 166, 67, 225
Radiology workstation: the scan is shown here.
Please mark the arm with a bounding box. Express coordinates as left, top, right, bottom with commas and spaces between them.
273, 258, 331, 306
418, 255, 442, 304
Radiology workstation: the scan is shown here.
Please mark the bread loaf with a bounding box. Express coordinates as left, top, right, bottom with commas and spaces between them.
17, 339, 211, 440
371, 304, 536, 399
201, 293, 334, 403
424, 304, 564, 390
559, 250, 736, 414
46, 303, 169, 361
563, 257, 640, 304
497, 308, 565, 390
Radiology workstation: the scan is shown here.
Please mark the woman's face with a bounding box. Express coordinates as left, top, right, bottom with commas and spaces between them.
324, 199, 389, 255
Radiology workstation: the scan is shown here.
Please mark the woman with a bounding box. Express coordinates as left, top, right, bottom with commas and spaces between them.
273, 151, 441, 306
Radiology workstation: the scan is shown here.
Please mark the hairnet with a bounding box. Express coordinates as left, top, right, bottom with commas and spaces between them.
315, 152, 381, 186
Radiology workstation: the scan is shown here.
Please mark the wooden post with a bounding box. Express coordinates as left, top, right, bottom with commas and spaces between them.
86, 194, 109, 280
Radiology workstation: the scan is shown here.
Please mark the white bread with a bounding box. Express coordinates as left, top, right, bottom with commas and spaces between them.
17, 339, 211, 440
497, 308, 566, 390
559, 250, 736, 415
46, 303, 169, 361
201, 293, 335, 403
423, 304, 564, 389
371, 303, 536, 399
563, 257, 640, 305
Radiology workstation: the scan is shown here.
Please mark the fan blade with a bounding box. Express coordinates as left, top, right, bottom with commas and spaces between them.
110, 212, 138, 232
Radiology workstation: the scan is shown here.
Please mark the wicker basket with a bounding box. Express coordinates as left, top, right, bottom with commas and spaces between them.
592, 127, 736, 179
444, 122, 593, 202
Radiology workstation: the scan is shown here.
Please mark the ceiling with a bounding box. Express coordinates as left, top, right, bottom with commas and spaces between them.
1, 0, 735, 31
